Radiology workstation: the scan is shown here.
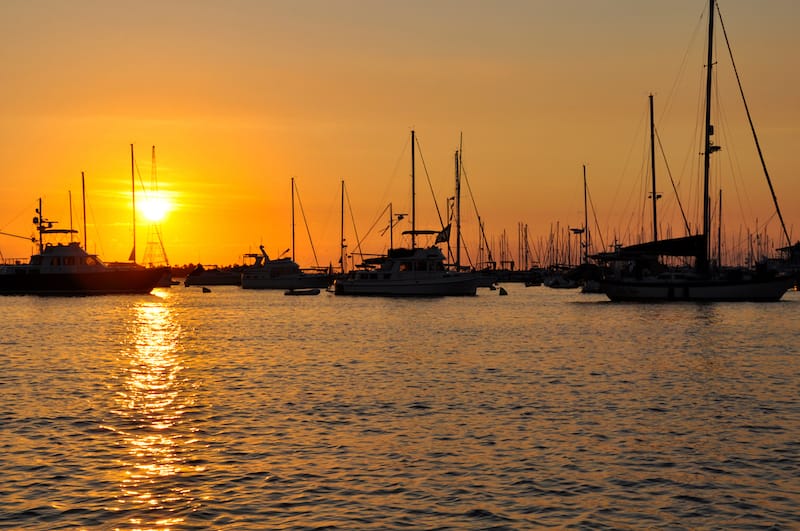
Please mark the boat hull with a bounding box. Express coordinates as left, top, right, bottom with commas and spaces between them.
334, 273, 478, 297
0, 267, 168, 296
284, 288, 321, 296
601, 276, 793, 302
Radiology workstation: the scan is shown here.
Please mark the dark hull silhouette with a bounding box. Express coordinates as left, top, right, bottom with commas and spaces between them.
601, 274, 793, 302
0, 266, 168, 296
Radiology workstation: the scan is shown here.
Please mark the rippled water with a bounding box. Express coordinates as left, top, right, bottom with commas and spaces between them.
1, 286, 799, 529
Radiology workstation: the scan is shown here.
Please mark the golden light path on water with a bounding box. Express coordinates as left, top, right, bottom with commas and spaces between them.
109, 291, 198, 530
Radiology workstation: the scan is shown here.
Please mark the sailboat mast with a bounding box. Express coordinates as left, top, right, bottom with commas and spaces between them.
69, 190, 74, 242
718, 189, 723, 266
455, 142, 462, 269
291, 177, 296, 262
130, 144, 136, 263
583, 165, 589, 263
411, 129, 416, 249
340, 180, 345, 273
81, 172, 87, 250
701, 0, 716, 271
649, 94, 658, 242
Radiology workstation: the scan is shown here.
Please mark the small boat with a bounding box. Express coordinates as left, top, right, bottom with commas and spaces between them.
284, 288, 320, 296
0, 199, 166, 296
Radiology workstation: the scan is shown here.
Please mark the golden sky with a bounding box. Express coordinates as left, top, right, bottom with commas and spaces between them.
1, 0, 798, 267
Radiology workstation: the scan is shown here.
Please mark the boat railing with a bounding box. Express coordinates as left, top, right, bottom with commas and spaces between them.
1, 257, 29, 266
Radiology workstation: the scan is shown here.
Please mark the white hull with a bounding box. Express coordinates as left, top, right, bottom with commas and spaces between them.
601, 276, 793, 302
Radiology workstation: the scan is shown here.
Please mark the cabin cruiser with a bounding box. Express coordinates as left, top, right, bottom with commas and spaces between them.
0, 243, 167, 296
0, 200, 166, 295
240, 245, 331, 290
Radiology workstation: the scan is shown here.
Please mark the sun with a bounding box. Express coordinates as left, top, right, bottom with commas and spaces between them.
140, 194, 171, 223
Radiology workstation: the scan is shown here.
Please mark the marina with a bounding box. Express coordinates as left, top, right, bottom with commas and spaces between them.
2, 1, 799, 529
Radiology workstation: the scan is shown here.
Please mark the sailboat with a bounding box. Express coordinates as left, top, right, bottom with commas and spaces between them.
333, 130, 479, 296
598, 0, 793, 302
240, 177, 332, 290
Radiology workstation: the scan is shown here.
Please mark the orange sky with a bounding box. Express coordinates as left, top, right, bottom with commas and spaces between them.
1, 0, 798, 268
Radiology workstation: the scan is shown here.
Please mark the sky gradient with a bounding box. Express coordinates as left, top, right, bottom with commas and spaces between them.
1, 0, 798, 267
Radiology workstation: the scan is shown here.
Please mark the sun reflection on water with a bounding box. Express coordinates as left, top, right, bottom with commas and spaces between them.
111, 294, 198, 530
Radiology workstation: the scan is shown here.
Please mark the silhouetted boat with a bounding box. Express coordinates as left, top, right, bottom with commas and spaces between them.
335, 246, 478, 297
597, 0, 792, 302
183, 264, 243, 286
0, 199, 166, 295
241, 178, 332, 290
241, 245, 331, 290
334, 130, 478, 297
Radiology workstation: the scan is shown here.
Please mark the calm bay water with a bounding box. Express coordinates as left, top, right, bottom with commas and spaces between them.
1, 285, 799, 529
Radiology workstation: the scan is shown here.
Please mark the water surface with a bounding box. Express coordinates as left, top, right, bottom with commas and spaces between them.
2, 286, 798, 529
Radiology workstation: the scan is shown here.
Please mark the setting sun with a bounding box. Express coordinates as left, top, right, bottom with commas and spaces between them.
140, 195, 171, 223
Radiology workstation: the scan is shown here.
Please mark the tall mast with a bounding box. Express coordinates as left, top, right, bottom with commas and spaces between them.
649, 94, 658, 242
701, 0, 717, 272
718, 189, 723, 266
340, 179, 345, 274
411, 129, 416, 249
69, 190, 74, 242
291, 177, 296, 262
455, 140, 462, 269
81, 172, 87, 250
583, 165, 589, 263
130, 144, 136, 263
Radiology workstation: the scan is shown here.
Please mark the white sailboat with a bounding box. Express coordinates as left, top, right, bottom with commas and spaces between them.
598, 0, 793, 302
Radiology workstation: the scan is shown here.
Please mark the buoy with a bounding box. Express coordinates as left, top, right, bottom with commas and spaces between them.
498, 287, 508, 296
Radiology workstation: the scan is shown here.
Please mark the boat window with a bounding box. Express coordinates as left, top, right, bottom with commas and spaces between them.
85, 256, 97, 266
